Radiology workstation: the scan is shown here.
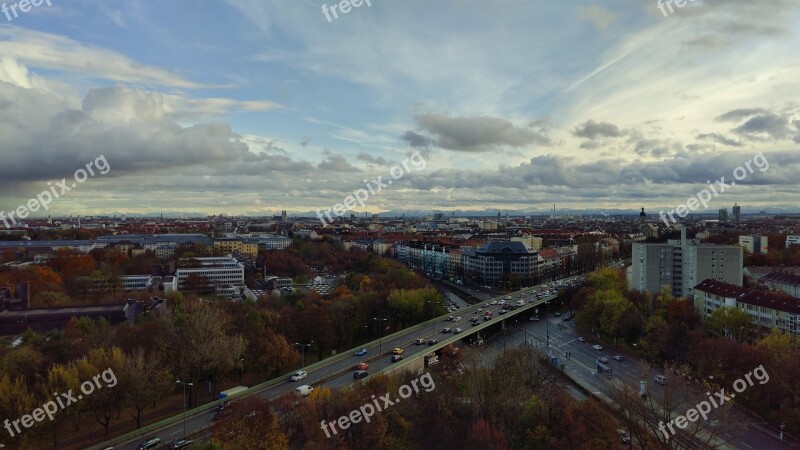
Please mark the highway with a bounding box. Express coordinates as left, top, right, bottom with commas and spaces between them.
93, 276, 586, 449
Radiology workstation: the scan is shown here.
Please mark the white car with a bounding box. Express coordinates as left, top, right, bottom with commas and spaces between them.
592, 344, 603, 350
290, 370, 307, 381
453, 316, 461, 321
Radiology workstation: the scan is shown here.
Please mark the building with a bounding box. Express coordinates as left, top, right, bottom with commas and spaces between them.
512, 236, 543, 251
461, 241, 541, 287
719, 208, 729, 223
693, 279, 800, 337
787, 236, 800, 248
212, 238, 259, 258
176, 255, 244, 295
738, 235, 769, 254
631, 228, 742, 297
761, 272, 800, 298
733, 203, 741, 223
395, 242, 456, 278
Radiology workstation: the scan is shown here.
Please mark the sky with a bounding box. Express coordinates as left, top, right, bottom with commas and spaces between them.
0, 0, 799, 218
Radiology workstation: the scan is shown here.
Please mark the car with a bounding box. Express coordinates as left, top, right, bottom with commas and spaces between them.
598, 357, 610, 364
499, 309, 507, 315
354, 348, 367, 356
428, 338, 438, 345
613, 355, 623, 362
498, 300, 506, 305
471, 318, 480, 325
454, 328, 463, 334
295, 384, 314, 396
446, 315, 454, 321
505, 296, 511, 300
356, 362, 369, 370
290, 370, 307, 381
554, 312, 562, 317
167, 438, 194, 450
578, 337, 586, 342
392, 347, 404, 355
415, 338, 426, 345
453, 316, 461, 321
391, 354, 404, 362
490, 300, 498, 305
592, 344, 603, 350
654, 374, 667, 385
442, 327, 452, 333
530, 316, 539, 321
353, 370, 369, 380
136, 437, 161, 450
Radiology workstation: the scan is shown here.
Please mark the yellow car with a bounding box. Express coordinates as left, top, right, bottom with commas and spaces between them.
392, 347, 404, 355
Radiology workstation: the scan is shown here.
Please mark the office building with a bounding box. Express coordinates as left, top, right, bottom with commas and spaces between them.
719, 208, 729, 223
787, 236, 800, 248
461, 241, 541, 287
733, 203, 741, 223
176, 255, 244, 296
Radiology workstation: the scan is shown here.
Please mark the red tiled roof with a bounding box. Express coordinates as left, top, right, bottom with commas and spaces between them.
694, 279, 800, 314
762, 272, 800, 287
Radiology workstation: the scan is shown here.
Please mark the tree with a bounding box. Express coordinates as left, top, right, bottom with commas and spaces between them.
707, 306, 752, 343
211, 396, 288, 450
121, 348, 174, 429
75, 347, 126, 436
165, 304, 247, 407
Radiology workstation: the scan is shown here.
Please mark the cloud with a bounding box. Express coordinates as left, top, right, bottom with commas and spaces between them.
716, 108, 770, 122
317, 153, 360, 172
400, 130, 432, 149
411, 113, 551, 152
573, 120, 623, 140
696, 133, 744, 147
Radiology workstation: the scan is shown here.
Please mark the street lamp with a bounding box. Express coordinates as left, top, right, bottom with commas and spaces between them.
176, 380, 194, 438
373, 317, 388, 353
294, 342, 312, 367
239, 358, 244, 382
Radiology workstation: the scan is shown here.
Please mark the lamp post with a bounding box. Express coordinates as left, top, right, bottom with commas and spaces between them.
373, 317, 388, 353
294, 342, 312, 367
239, 358, 244, 382
176, 380, 193, 437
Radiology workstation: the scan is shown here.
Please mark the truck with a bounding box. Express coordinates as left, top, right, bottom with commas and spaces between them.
483, 311, 493, 321
216, 385, 248, 400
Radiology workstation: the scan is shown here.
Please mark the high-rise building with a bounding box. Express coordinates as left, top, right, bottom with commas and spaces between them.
719, 208, 729, 223
631, 228, 743, 297
738, 235, 769, 254
733, 203, 741, 223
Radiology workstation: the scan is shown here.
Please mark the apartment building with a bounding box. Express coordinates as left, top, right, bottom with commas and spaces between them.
212, 238, 259, 258
461, 241, 541, 286
631, 229, 742, 297
693, 279, 800, 337
787, 236, 800, 248
761, 272, 800, 298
